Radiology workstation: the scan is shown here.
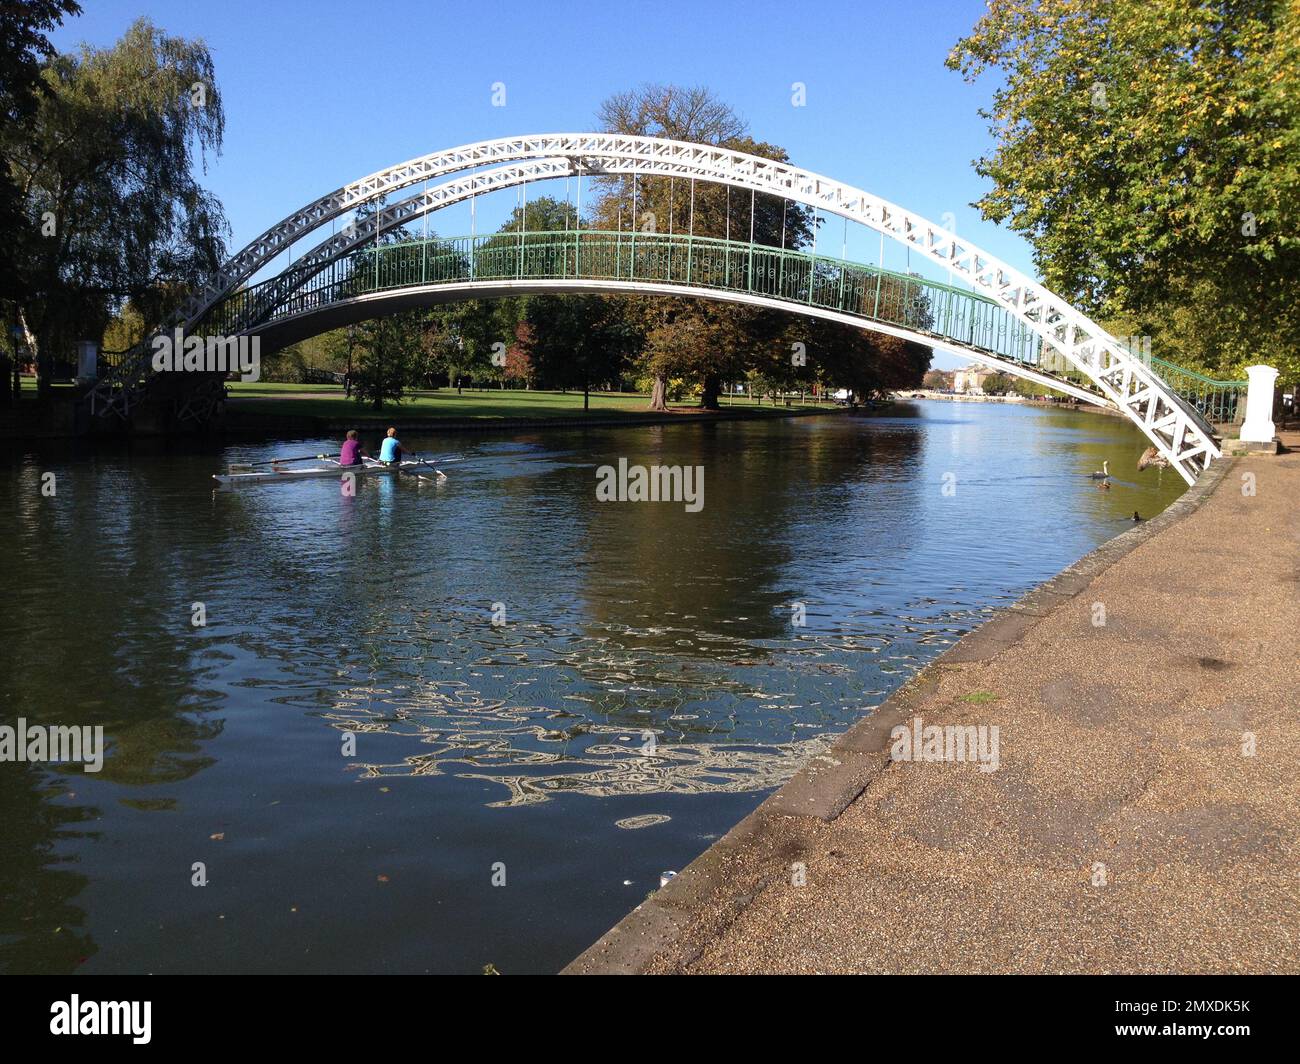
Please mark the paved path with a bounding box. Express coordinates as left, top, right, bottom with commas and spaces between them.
569, 437, 1299, 974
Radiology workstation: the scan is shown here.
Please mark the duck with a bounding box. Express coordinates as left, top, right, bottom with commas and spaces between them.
1137, 446, 1170, 471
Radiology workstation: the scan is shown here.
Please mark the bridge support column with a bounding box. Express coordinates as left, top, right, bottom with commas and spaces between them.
1239, 364, 1279, 444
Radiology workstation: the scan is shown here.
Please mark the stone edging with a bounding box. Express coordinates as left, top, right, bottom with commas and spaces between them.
562, 456, 1235, 975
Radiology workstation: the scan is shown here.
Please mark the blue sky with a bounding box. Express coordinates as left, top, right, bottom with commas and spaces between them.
51, 0, 1025, 367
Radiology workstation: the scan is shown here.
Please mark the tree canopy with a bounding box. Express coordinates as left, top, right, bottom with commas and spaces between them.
6, 15, 227, 395
948, 0, 1299, 380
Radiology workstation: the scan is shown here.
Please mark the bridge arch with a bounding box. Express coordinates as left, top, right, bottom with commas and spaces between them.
97, 134, 1221, 482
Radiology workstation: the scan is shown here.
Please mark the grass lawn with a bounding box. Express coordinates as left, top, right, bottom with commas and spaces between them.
17, 375, 77, 391
225, 383, 832, 421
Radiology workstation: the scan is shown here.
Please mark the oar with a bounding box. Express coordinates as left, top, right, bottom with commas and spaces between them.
412, 454, 448, 480
355, 454, 431, 483
229, 452, 338, 472
394, 455, 441, 483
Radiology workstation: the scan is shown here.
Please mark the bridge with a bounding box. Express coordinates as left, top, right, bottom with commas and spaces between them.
88, 134, 1239, 484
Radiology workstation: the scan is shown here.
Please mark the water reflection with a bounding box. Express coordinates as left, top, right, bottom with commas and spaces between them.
0, 403, 1188, 972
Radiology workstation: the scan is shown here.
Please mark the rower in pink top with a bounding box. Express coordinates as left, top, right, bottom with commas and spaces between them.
338, 429, 368, 466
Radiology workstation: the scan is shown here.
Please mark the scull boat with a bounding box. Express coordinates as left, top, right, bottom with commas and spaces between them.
213, 458, 430, 485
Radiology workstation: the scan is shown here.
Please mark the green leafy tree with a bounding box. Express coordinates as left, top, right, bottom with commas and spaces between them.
7, 17, 227, 397
948, 0, 1300, 381
521, 294, 638, 406
981, 371, 1014, 395
0, 0, 81, 313
350, 312, 422, 409
592, 85, 814, 410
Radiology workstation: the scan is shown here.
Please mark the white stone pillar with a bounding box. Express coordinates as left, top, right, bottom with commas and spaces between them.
1240, 364, 1278, 443
76, 340, 98, 382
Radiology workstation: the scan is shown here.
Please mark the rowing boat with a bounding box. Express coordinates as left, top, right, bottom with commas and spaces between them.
213, 459, 428, 485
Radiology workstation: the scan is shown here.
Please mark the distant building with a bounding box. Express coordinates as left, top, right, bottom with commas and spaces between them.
953, 365, 995, 394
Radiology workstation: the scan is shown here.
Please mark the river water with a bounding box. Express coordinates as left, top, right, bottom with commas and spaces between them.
0, 399, 1186, 973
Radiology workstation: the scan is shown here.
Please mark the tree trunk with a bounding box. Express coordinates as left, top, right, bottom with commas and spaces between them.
583, 373, 590, 410
700, 373, 721, 410
35, 340, 51, 401
648, 374, 668, 411
19, 312, 49, 402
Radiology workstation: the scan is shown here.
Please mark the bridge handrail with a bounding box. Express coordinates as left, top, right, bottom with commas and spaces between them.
211, 228, 1045, 369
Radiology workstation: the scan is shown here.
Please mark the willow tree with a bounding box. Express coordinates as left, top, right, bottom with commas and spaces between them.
7, 17, 227, 397
948, 0, 1300, 380
592, 85, 814, 410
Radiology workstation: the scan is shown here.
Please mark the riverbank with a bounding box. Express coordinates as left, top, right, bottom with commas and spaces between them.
0, 384, 846, 441
222, 385, 846, 435
566, 435, 1299, 974
897, 389, 1127, 419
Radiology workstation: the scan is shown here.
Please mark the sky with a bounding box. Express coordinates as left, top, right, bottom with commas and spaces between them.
50, 0, 1027, 368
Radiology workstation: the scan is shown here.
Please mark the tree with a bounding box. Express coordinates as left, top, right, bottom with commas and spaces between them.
791, 317, 930, 399
1010, 375, 1064, 399
350, 312, 421, 409
7, 17, 227, 398
981, 371, 1014, 395
948, 0, 1300, 381
503, 322, 534, 387
923, 370, 950, 390
592, 85, 814, 410
0, 0, 81, 309
520, 293, 638, 406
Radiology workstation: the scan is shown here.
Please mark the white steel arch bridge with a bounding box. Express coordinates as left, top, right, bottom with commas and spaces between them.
89, 134, 1230, 484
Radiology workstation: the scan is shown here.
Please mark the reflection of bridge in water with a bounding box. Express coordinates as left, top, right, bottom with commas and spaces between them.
89, 133, 1240, 483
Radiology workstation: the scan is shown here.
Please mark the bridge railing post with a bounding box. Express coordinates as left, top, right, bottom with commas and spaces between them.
1240, 365, 1279, 443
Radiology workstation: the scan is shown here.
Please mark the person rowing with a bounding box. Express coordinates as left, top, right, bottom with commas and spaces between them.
338, 429, 369, 467
378, 427, 410, 466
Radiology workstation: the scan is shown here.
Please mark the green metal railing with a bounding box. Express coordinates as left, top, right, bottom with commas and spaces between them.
207, 230, 1043, 366
1149, 356, 1245, 424
204, 229, 1247, 420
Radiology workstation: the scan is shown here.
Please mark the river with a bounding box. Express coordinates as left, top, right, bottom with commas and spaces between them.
0, 399, 1187, 973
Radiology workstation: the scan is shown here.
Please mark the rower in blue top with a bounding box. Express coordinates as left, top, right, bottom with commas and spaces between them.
378, 427, 408, 465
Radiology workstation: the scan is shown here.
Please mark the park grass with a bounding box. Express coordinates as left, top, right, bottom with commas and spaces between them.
225, 382, 831, 421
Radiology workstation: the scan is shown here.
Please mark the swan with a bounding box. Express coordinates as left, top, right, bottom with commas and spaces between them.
1090, 460, 1110, 480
